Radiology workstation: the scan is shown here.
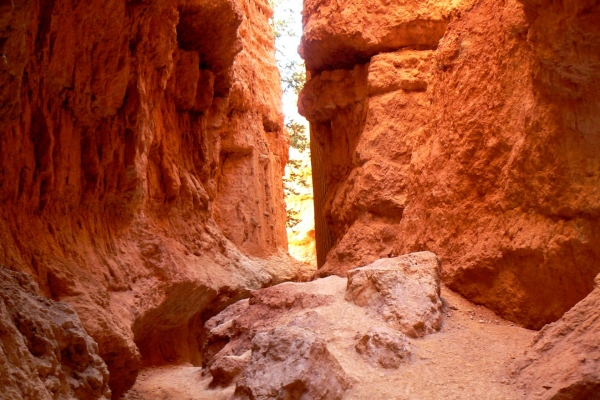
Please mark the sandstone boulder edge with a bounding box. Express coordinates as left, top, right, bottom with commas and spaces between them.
345, 252, 443, 338
513, 273, 600, 400
233, 326, 350, 400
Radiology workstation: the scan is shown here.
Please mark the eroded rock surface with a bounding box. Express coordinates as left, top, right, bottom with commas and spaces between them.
0, 267, 111, 400
0, 0, 309, 396
513, 273, 600, 400
355, 328, 411, 369
233, 326, 350, 400
209, 350, 251, 386
299, 0, 600, 329
345, 252, 443, 338
202, 252, 447, 396
300, 0, 457, 73
203, 281, 338, 375
124, 278, 540, 399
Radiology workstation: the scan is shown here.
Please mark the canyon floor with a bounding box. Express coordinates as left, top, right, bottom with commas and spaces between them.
122, 280, 536, 400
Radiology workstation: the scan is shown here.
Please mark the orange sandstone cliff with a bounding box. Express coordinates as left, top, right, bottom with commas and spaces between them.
299, 0, 600, 330
0, 0, 307, 397
2, 0, 600, 397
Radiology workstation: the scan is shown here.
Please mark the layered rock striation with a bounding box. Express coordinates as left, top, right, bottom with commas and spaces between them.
0, 0, 307, 397
299, 0, 600, 329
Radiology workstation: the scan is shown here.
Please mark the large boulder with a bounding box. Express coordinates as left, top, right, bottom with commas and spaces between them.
0, 267, 111, 400
233, 326, 350, 400
203, 279, 339, 372
513, 273, 600, 399
345, 252, 443, 337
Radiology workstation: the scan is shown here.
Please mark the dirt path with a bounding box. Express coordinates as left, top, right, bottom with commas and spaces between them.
123, 284, 535, 400
340, 287, 535, 399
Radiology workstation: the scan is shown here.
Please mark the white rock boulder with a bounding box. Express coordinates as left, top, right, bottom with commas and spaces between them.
345, 251, 443, 337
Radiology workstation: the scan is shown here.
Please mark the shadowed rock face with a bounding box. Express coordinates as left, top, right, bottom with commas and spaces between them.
0, 267, 111, 400
299, 0, 600, 329
513, 274, 600, 400
0, 0, 308, 396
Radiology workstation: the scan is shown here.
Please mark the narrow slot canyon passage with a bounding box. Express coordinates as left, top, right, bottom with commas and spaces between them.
0, 0, 599, 399
273, 0, 317, 269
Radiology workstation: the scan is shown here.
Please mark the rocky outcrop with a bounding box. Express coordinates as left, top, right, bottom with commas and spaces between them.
345, 252, 443, 338
203, 281, 339, 374
233, 326, 350, 400
513, 273, 600, 399
299, 0, 600, 329
0, 267, 111, 400
203, 252, 443, 395
0, 0, 308, 396
120, 265, 542, 398
300, 0, 455, 73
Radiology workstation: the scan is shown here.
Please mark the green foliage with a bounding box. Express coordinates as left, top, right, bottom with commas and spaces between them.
286, 212, 302, 228
269, 0, 298, 39
287, 120, 309, 153
279, 62, 305, 95
271, 17, 295, 39
283, 121, 311, 228
281, 64, 306, 95
269, 0, 306, 95
284, 158, 312, 228
270, 0, 312, 229
284, 159, 311, 195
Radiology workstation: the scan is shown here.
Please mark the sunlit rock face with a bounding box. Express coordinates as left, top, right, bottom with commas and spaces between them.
0, 0, 308, 397
299, 0, 600, 329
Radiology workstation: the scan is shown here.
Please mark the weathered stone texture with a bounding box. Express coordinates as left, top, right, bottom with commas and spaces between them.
345, 252, 443, 338
299, 0, 600, 329
513, 274, 600, 399
233, 326, 350, 400
0, 0, 306, 396
355, 328, 411, 369
0, 267, 111, 400
202, 252, 443, 395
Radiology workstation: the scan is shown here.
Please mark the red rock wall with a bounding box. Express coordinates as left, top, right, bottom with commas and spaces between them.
299, 0, 600, 329
0, 0, 301, 396
0, 267, 111, 399
514, 273, 600, 398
